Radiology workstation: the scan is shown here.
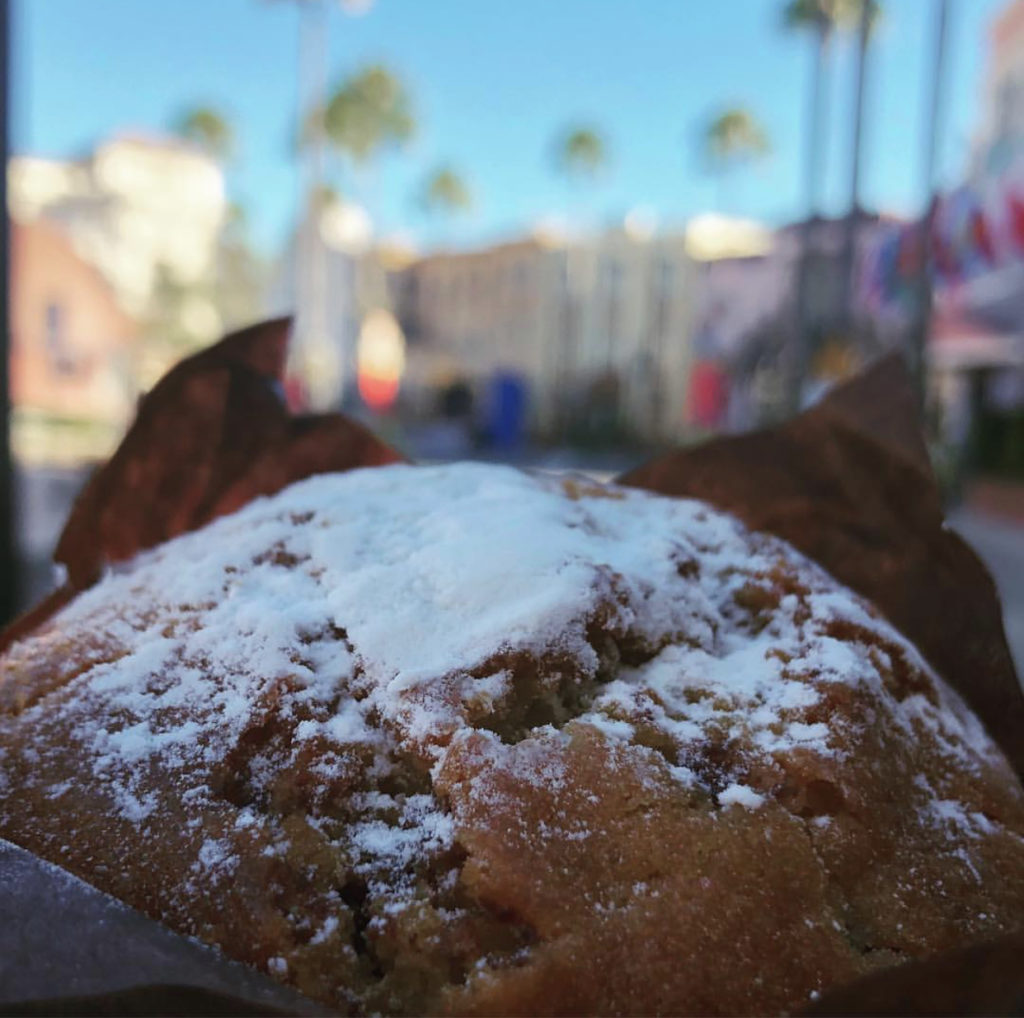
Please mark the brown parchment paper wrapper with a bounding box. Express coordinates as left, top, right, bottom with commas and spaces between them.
0, 838, 328, 1015
1, 327, 1021, 1014
0, 317, 406, 655
619, 357, 1024, 1016
800, 927, 1024, 1016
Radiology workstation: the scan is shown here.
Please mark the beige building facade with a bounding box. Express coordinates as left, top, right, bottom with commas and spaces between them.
9, 134, 226, 330
395, 227, 699, 441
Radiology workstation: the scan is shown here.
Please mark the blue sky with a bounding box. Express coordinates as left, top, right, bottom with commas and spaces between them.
12, 0, 1007, 256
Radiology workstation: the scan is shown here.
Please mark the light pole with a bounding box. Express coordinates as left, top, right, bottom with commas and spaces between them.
295, 0, 334, 408
275, 0, 376, 409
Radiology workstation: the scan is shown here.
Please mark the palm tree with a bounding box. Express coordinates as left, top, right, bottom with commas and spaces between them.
550, 124, 609, 439
701, 107, 771, 211
419, 166, 473, 247
297, 64, 413, 409
553, 125, 608, 184
419, 165, 473, 217
316, 64, 415, 170
172, 106, 233, 162
264, 1, 384, 411
845, 2, 881, 217
782, 0, 879, 412
782, 0, 876, 213
838, 0, 883, 331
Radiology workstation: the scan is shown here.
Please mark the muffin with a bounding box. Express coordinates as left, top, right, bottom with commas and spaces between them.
1, 459, 1022, 1015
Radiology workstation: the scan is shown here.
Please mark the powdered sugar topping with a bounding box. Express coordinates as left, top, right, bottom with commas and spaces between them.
1, 462, 1013, 891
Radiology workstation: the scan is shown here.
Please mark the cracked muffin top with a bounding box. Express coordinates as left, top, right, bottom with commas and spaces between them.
1, 461, 1022, 1016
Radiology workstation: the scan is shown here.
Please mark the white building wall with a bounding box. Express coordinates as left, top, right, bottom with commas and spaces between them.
9, 135, 226, 324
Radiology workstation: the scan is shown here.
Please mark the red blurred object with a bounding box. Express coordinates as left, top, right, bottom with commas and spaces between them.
284, 374, 308, 413
897, 226, 923, 276
1008, 191, 1024, 253
687, 359, 729, 429
970, 206, 996, 263
931, 212, 960, 282
358, 370, 399, 412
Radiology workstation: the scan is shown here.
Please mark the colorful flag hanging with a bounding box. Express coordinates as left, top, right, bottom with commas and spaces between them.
1007, 191, 1024, 255
970, 206, 996, 264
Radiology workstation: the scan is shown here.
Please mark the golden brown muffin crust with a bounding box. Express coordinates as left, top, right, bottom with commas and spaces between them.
1, 464, 1022, 1016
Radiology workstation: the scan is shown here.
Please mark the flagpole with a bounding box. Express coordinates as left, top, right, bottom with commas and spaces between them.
909, 0, 950, 409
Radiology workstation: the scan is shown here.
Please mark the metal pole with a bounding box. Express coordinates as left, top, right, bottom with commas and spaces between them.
308, 0, 332, 397
295, 0, 336, 409
909, 0, 950, 407
0, 0, 17, 624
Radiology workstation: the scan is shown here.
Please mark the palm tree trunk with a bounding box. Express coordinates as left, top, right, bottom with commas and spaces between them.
788, 25, 830, 414
806, 27, 829, 216
840, 0, 871, 334
715, 171, 726, 215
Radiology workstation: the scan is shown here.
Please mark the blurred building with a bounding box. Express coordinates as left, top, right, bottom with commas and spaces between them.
684, 214, 784, 431
386, 212, 902, 442
560, 228, 697, 442
973, 0, 1024, 180
9, 135, 226, 314
10, 218, 137, 466
9, 135, 227, 385
913, 0, 1024, 475
946, 0, 1024, 336
396, 236, 555, 428
394, 225, 699, 443
690, 213, 902, 428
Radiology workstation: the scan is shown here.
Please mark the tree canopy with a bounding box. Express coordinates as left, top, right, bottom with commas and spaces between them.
173, 106, 233, 162
314, 64, 415, 165
552, 125, 609, 182
782, 0, 881, 38
419, 166, 473, 216
702, 108, 771, 174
